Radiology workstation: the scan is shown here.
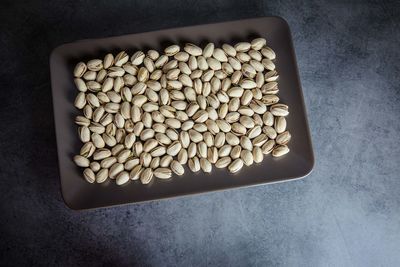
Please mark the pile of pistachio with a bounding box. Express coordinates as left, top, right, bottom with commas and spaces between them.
72, 38, 290, 185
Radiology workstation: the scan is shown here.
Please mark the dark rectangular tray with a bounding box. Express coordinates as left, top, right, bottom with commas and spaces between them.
50, 16, 314, 210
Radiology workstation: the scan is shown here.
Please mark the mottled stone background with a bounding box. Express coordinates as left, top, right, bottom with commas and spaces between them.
0, 0, 399, 266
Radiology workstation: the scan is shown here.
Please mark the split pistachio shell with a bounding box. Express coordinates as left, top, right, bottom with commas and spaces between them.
171, 160, 184, 175
230, 146, 242, 159
184, 43, 202, 56
96, 168, 109, 183
109, 162, 124, 179
74, 155, 90, 167
124, 158, 140, 171
131, 51, 145, 65
274, 116, 287, 133
140, 168, 153, 184
262, 140, 275, 154
115, 51, 129, 66
252, 147, 263, 163
215, 157, 232, 168
228, 158, 244, 173
130, 165, 143, 180
203, 43, 214, 58
276, 131, 291, 145
74, 62, 87, 77
261, 47, 276, 60
188, 157, 200, 172
150, 157, 160, 169
101, 157, 117, 168
116, 171, 130, 185
103, 53, 114, 69
178, 149, 188, 165
154, 168, 172, 179
80, 142, 96, 158
222, 44, 236, 57
235, 42, 251, 52
83, 168, 95, 183
241, 150, 254, 166
272, 145, 290, 157
165, 45, 180, 56
93, 148, 111, 160
250, 37, 267, 50
200, 158, 212, 173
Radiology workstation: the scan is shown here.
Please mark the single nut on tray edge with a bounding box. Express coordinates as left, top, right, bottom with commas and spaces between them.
72, 38, 291, 185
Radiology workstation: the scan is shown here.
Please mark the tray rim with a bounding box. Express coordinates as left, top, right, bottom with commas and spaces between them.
50, 16, 315, 211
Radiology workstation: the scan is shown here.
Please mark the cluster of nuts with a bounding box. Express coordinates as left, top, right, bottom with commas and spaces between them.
72, 38, 290, 185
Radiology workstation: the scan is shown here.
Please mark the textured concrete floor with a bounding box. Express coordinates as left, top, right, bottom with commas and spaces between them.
1, 0, 400, 266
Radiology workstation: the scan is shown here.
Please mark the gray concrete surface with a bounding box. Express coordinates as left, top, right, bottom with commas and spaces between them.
0, 0, 399, 266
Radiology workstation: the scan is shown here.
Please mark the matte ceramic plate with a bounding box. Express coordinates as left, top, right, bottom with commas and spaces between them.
50, 16, 314, 210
